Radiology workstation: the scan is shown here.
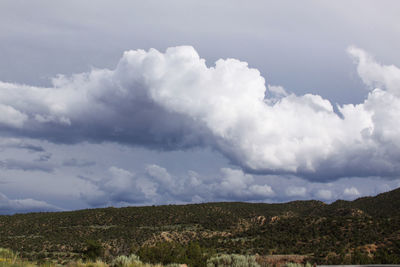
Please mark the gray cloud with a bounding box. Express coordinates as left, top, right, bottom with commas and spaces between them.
0, 192, 61, 215
0, 47, 400, 181
35, 152, 52, 162
12, 143, 45, 152
343, 187, 361, 198
63, 158, 96, 167
0, 138, 45, 152
80, 165, 276, 207
0, 159, 54, 172
79, 163, 400, 208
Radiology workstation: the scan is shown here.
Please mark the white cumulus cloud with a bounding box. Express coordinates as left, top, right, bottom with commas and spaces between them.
0, 46, 399, 181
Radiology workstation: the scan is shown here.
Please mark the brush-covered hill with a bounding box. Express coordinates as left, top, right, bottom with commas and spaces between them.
1, 188, 400, 264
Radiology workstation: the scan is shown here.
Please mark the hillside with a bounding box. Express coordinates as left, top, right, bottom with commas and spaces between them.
1, 188, 400, 265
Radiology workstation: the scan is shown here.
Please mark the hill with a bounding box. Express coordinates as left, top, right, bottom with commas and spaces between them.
1, 188, 400, 265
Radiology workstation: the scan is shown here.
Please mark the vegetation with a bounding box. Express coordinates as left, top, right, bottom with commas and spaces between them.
0, 248, 313, 267
137, 242, 208, 267
1, 188, 400, 265
206, 254, 260, 267
0, 247, 180, 267
83, 240, 103, 261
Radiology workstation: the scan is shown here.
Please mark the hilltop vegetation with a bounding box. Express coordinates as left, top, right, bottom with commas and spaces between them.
1, 188, 400, 265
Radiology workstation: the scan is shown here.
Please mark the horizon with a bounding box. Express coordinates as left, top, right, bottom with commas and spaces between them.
2, 185, 397, 216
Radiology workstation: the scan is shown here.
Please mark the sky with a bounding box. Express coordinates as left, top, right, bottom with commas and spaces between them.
1, 0, 400, 214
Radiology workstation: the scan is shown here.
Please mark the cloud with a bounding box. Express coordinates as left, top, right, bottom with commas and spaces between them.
0, 159, 54, 172
36, 153, 52, 162
63, 158, 96, 167
285, 186, 307, 197
348, 46, 400, 95
81, 166, 158, 206
0, 104, 28, 128
343, 186, 361, 198
0, 138, 45, 152
216, 168, 275, 200
0, 46, 400, 180
315, 189, 333, 200
81, 165, 275, 207
0, 193, 61, 214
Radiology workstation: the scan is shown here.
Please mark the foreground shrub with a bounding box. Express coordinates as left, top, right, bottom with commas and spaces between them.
0, 248, 19, 266
111, 254, 184, 267
75, 260, 109, 267
112, 254, 142, 266
206, 254, 260, 267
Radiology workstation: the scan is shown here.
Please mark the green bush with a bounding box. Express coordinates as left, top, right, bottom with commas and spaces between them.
83, 240, 104, 261
138, 242, 207, 267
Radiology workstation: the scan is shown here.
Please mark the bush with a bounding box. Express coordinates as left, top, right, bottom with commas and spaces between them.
0, 247, 19, 265
112, 254, 142, 266
206, 254, 260, 267
83, 240, 104, 261
138, 242, 207, 267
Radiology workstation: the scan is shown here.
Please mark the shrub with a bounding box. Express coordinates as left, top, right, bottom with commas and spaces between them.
83, 240, 104, 261
112, 254, 142, 266
138, 242, 207, 267
0, 247, 19, 265
206, 254, 260, 267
